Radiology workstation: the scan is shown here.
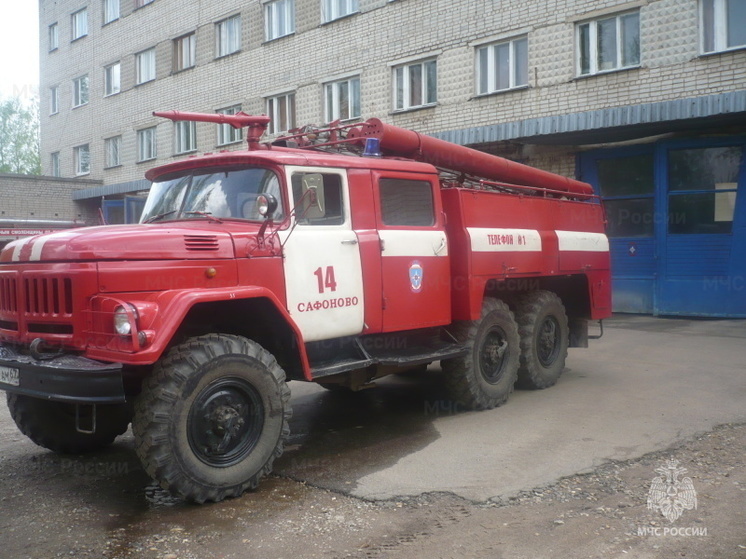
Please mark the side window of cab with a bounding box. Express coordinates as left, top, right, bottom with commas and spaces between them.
291, 172, 345, 225
378, 178, 435, 227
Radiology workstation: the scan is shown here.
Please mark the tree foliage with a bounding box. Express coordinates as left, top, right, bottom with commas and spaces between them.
0, 96, 41, 175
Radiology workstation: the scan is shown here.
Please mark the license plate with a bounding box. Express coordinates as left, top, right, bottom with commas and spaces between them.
0, 366, 19, 387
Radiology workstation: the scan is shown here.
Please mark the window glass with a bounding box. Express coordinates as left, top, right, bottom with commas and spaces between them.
668, 147, 742, 191
379, 178, 435, 226
598, 154, 654, 196
291, 173, 344, 225
605, 198, 655, 237
142, 168, 283, 222
667, 146, 741, 234
597, 154, 655, 238
727, 0, 746, 48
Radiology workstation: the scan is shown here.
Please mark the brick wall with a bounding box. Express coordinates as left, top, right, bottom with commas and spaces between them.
0, 174, 101, 225
39, 0, 746, 185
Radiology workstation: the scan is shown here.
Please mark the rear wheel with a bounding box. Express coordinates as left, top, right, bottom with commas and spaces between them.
6, 394, 131, 453
442, 298, 519, 410
132, 334, 291, 503
515, 291, 569, 389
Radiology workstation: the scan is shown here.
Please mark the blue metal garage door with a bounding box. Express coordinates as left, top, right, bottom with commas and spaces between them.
580, 137, 746, 317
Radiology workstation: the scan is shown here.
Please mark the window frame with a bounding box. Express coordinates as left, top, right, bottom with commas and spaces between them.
135, 0, 155, 8
576, 10, 640, 77
321, 0, 359, 23
216, 106, 244, 146
700, 0, 746, 54
51, 152, 61, 177
137, 127, 157, 162
105, 136, 122, 168
74, 144, 90, 176
266, 92, 296, 134
136, 48, 156, 85
175, 121, 197, 154
216, 15, 241, 58
103, 0, 120, 24
475, 35, 529, 96
104, 62, 121, 96
265, 0, 295, 41
72, 75, 89, 108
71, 8, 88, 41
173, 32, 196, 72
392, 58, 437, 112
324, 76, 361, 122
50, 86, 59, 115
48, 23, 58, 51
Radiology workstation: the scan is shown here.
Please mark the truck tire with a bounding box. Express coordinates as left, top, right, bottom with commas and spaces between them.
6, 393, 131, 453
132, 334, 291, 503
442, 298, 519, 410
515, 290, 569, 389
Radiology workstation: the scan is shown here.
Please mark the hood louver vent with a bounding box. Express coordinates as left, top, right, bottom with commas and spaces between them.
184, 235, 220, 251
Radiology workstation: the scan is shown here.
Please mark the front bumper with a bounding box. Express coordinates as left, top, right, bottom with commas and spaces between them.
0, 345, 125, 404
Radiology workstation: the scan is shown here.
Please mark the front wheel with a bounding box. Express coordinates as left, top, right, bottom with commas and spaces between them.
442, 298, 519, 410
132, 334, 291, 503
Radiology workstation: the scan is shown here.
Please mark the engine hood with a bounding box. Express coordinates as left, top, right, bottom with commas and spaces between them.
1, 223, 239, 263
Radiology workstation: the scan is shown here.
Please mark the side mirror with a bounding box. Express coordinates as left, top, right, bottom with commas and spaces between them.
256, 193, 278, 220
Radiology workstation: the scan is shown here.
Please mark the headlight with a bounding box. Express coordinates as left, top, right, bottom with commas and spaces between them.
113, 305, 135, 335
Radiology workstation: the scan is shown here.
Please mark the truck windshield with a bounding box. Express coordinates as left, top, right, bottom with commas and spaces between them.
140, 167, 284, 223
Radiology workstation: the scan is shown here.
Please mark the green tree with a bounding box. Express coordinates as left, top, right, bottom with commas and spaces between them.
0, 96, 41, 175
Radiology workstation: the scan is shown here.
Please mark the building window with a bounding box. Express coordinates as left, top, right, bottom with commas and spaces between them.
667, 146, 742, 234
702, 0, 746, 53
217, 106, 244, 145
324, 76, 360, 122
74, 144, 90, 175
135, 0, 155, 7
265, 0, 295, 41
216, 15, 241, 57
266, 93, 296, 134
73, 75, 89, 107
393, 59, 437, 111
48, 23, 58, 51
50, 86, 59, 115
138, 127, 157, 161
174, 33, 196, 72
175, 121, 197, 154
103, 0, 119, 24
476, 36, 528, 95
51, 152, 60, 177
136, 48, 156, 84
577, 11, 640, 76
105, 136, 122, 168
104, 62, 120, 96
71, 8, 88, 41
321, 0, 358, 23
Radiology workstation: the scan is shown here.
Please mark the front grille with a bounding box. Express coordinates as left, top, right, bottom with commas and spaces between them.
24, 277, 73, 315
184, 234, 219, 251
0, 276, 17, 313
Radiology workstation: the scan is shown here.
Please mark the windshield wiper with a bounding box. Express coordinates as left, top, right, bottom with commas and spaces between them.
184, 211, 223, 223
144, 210, 177, 223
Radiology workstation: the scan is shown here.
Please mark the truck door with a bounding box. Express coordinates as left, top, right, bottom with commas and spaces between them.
374, 172, 451, 332
279, 167, 365, 342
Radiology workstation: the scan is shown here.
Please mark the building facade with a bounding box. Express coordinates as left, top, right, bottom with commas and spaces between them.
38, 0, 746, 316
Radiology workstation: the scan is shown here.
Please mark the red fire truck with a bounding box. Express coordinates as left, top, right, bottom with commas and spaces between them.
0, 112, 610, 502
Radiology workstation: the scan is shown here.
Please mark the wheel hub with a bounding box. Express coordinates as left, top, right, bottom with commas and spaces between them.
479, 327, 509, 384
537, 316, 561, 367
188, 378, 264, 467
